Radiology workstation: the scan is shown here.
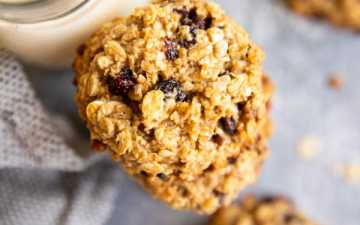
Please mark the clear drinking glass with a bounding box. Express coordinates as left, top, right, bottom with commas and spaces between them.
0, 0, 147, 69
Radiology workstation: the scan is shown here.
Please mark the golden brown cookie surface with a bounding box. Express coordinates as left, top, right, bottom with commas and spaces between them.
74, 0, 273, 214
209, 195, 318, 225
288, 0, 360, 31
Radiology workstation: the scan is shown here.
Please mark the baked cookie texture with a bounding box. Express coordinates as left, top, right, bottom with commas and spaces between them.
208, 195, 318, 225
74, 0, 273, 214
288, 0, 360, 31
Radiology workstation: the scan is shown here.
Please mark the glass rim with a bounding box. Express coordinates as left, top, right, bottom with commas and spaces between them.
0, 0, 91, 24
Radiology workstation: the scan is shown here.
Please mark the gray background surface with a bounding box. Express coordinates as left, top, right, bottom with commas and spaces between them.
27, 0, 360, 225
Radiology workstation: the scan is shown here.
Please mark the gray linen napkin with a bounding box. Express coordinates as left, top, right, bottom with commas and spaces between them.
0, 49, 118, 225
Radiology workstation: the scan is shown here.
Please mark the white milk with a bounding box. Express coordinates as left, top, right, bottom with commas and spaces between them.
0, 0, 147, 69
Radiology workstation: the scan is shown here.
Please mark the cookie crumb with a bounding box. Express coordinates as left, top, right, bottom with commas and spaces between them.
296, 136, 321, 160
333, 163, 360, 185
328, 74, 343, 90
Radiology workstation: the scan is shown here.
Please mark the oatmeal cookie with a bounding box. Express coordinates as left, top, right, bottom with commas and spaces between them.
74, 0, 273, 214
288, 0, 360, 31
209, 195, 318, 225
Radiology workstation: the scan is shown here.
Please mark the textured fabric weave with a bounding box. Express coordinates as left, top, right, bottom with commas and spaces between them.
0, 50, 118, 225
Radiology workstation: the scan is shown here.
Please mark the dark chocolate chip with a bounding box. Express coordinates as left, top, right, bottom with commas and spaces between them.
220, 117, 237, 135
107, 67, 135, 96
164, 38, 179, 60
155, 79, 187, 102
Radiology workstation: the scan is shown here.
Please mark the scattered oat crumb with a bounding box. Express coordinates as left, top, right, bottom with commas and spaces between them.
328, 74, 343, 90
296, 136, 321, 160
333, 163, 360, 185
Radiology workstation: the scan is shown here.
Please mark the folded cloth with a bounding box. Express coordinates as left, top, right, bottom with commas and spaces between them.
0, 49, 118, 225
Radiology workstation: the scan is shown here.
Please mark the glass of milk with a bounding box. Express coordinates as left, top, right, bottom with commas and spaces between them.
0, 0, 147, 69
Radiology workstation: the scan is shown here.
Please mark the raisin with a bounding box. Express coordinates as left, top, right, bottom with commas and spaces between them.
211, 134, 224, 145
179, 26, 198, 48
72, 77, 78, 86
283, 213, 303, 224
196, 16, 213, 30
175, 8, 214, 49
139, 124, 155, 141
173, 8, 189, 20
140, 170, 149, 177
260, 196, 288, 204
237, 102, 247, 111
123, 97, 141, 114
178, 8, 197, 26
176, 8, 198, 26
156, 173, 167, 181
164, 38, 179, 60
179, 26, 197, 48
77, 44, 86, 55
204, 164, 215, 172
91, 140, 105, 151
189, 26, 197, 37
218, 71, 228, 77
227, 156, 237, 164
179, 38, 196, 49
107, 67, 135, 96
155, 79, 187, 102
213, 190, 226, 204
175, 7, 213, 30
180, 186, 189, 196
220, 117, 237, 135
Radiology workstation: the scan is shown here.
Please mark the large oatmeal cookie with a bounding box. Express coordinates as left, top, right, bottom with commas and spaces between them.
209, 195, 318, 225
288, 0, 360, 32
74, 0, 273, 214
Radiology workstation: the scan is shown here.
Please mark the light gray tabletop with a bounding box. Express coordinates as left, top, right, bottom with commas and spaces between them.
27, 0, 360, 225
